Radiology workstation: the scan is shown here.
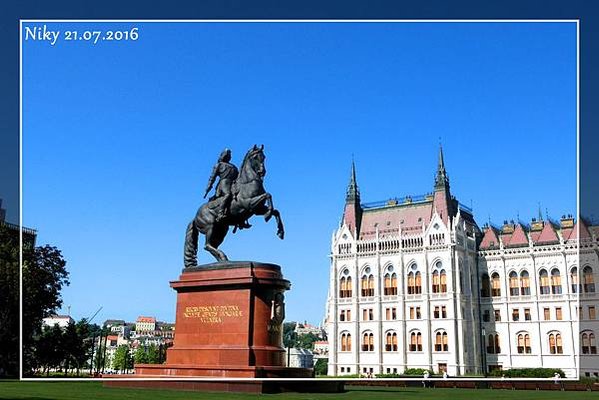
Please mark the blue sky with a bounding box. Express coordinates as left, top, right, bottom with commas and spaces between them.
22, 21, 576, 325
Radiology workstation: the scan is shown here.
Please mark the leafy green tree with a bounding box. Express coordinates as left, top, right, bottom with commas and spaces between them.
35, 324, 64, 376
296, 333, 319, 350
146, 344, 160, 364
72, 319, 92, 376
0, 225, 20, 377
94, 342, 107, 373
283, 322, 297, 348
112, 345, 132, 373
314, 358, 328, 376
134, 347, 148, 364
23, 245, 70, 375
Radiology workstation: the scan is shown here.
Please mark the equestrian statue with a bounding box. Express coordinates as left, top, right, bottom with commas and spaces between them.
183, 145, 285, 268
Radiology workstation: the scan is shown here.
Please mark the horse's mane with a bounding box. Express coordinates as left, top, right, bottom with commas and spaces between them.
239, 146, 262, 180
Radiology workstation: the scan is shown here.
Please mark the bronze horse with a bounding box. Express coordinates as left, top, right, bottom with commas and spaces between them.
184, 145, 285, 267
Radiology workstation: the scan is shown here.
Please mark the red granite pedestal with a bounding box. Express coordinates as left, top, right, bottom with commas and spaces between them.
104, 262, 330, 393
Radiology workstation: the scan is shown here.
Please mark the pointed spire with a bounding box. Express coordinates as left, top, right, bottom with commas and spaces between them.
434, 143, 449, 190
538, 202, 543, 221
346, 157, 360, 203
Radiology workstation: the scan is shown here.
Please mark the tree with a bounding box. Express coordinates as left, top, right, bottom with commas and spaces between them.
94, 342, 107, 373
0, 225, 20, 377
146, 344, 160, 364
314, 358, 328, 376
134, 347, 148, 364
283, 322, 297, 348
296, 333, 319, 350
71, 319, 92, 376
112, 345, 132, 373
35, 325, 64, 376
22, 245, 70, 374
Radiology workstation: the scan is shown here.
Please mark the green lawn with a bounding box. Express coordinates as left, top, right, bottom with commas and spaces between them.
0, 382, 597, 400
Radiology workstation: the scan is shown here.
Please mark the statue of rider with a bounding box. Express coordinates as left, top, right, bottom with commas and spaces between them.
204, 148, 238, 222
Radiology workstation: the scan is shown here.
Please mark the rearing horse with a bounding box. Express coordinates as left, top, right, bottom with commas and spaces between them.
183, 145, 285, 267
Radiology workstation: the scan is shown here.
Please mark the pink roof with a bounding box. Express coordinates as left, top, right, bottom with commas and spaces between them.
359, 202, 432, 240
314, 341, 328, 345
107, 335, 118, 341
533, 222, 559, 244
505, 224, 528, 247
137, 316, 156, 323
480, 227, 500, 249
565, 220, 591, 241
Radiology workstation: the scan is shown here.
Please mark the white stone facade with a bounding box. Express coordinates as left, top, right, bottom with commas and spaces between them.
325, 149, 598, 378
479, 220, 599, 378
326, 208, 481, 376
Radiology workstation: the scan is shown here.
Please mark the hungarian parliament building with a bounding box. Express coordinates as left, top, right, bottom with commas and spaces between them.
325, 147, 598, 378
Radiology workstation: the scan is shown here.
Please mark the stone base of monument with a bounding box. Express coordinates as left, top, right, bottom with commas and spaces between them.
104, 262, 339, 393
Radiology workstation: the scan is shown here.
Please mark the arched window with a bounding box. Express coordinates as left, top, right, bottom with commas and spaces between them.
339, 276, 352, 298
410, 331, 422, 351
384, 273, 398, 295
487, 333, 501, 354
440, 270, 447, 293
385, 332, 398, 351
584, 266, 595, 293
539, 269, 550, 295
362, 332, 374, 352
431, 262, 447, 293
549, 333, 563, 354
517, 333, 531, 354
520, 270, 531, 295
340, 333, 351, 352
481, 273, 490, 297
582, 332, 597, 355
408, 270, 422, 295
432, 271, 440, 293
509, 271, 519, 296
571, 267, 581, 293
361, 274, 374, 297
551, 268, 562, 294
435, 331, 449, 352
491, 273, 501, 297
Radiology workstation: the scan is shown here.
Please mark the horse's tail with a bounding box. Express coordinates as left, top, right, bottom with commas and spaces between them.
183, 219, 199, 268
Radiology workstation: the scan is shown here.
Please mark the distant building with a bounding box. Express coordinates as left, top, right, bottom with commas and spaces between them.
286, 348, 314, 368
135, 316, 156, 333
103, 319, 131, 338
104, 319, 125, 328
42, 315, 74, 329
313, 341, 329, 358
294, 321, 325, 338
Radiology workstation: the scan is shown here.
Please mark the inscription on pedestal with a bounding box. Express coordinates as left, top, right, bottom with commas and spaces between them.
184, 305, 244, 324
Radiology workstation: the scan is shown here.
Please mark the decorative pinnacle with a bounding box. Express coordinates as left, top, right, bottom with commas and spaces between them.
346, 157, 360, 203
434, 143, 449, 189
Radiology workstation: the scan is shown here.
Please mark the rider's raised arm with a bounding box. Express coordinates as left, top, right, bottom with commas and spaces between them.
204, 163, 219, 198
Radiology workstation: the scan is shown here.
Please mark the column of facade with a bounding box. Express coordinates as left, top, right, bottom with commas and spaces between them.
502, 255, 513, 369
375, 230, 383, 374
424, 242, 432, 370
451, 243, 462, 374
353, 249, 360, 373
329, 255, 338, 373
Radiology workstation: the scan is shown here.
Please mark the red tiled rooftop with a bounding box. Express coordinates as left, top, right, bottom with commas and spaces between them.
480, 227, 500, 250
533, 221, 559, 244
505, 224, 528, 247
359, 202, 433, 240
